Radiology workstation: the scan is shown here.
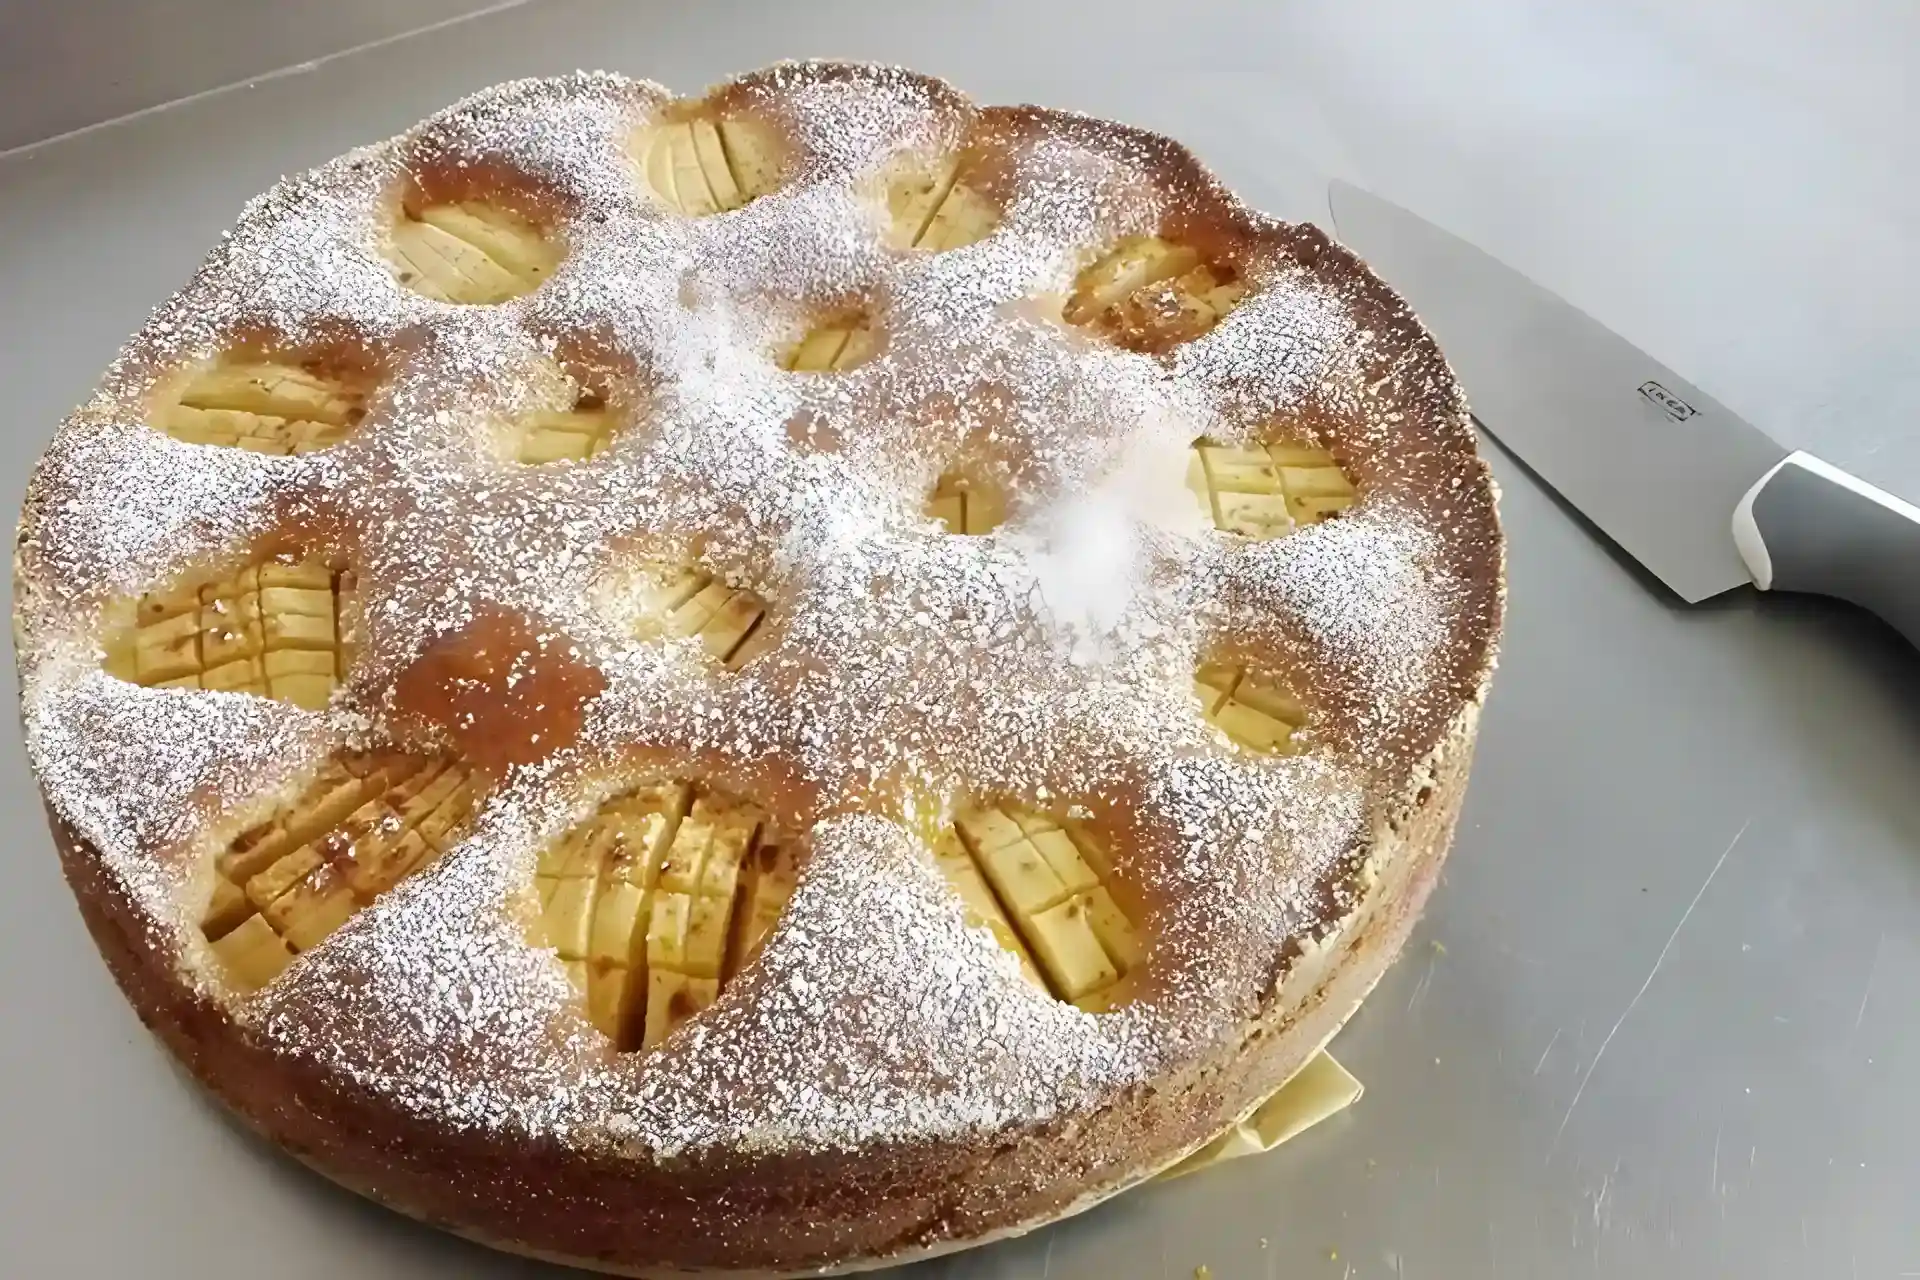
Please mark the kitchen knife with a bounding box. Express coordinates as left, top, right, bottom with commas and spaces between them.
1327, 180, 1920, 649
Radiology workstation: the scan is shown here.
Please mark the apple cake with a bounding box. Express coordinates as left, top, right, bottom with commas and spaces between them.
13, 61, 1502, 1276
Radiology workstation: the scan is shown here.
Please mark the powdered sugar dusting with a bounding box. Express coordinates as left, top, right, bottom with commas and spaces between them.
253, 805, 609, 1135
610, 816, 1143, 1156
15, 62, 1501, 1173
21, 662, 336, 973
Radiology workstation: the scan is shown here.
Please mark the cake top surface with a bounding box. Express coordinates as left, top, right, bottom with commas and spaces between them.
13, 62, 1500, 1160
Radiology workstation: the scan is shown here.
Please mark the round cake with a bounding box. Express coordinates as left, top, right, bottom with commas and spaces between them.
12, 62, 1502, 1276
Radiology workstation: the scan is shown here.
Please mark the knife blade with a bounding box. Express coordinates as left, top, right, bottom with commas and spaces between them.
1327, 180, 1920, 649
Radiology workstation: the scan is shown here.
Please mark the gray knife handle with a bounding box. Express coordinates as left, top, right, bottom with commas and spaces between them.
1732, 451, 1920, 649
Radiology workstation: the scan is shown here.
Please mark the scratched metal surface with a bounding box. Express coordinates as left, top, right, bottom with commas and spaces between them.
2, 2, 1917, 1276
0, 0, 515, 152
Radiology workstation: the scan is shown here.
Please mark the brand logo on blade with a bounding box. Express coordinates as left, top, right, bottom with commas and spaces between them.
1639, 380, 1697, 422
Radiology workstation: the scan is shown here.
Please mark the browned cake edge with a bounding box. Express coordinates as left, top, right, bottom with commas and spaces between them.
43, 695, 1478, 1276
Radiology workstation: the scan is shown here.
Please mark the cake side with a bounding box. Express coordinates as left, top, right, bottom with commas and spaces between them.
42, 697, 1482, 1275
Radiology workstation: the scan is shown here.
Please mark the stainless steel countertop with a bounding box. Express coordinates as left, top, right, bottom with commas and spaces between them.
3, 2, 1916, 1276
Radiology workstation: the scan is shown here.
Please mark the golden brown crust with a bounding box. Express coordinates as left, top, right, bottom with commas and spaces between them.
47, 706, 1476, 1274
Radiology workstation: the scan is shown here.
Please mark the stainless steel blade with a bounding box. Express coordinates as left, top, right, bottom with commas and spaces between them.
1328, 181, 1787, 603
